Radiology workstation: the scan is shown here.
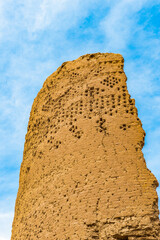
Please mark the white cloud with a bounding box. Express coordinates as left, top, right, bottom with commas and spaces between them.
0, 212, 13, 240
25, 0, 97, 32
0, 1, 7, 40
0, 0, 99, 38
126, 64, 156, 96
0, 237, 8, 240
31, 0, 78, 32
100, 0, 160, 52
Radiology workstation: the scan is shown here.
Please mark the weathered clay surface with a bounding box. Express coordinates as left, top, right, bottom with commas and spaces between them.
11, 53, 160, 240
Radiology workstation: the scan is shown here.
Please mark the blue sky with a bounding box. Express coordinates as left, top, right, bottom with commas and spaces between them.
0, 0, 160, 239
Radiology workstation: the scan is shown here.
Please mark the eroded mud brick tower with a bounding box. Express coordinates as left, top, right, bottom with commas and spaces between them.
11, 53, 160, 240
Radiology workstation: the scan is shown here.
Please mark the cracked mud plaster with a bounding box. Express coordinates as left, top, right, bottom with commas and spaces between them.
11, 53, 160, 240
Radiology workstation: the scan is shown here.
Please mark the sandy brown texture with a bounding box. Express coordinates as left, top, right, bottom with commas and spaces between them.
11, 53, 160, 240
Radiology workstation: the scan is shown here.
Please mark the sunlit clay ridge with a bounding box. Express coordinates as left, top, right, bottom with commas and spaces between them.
11, 53, 160, 239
